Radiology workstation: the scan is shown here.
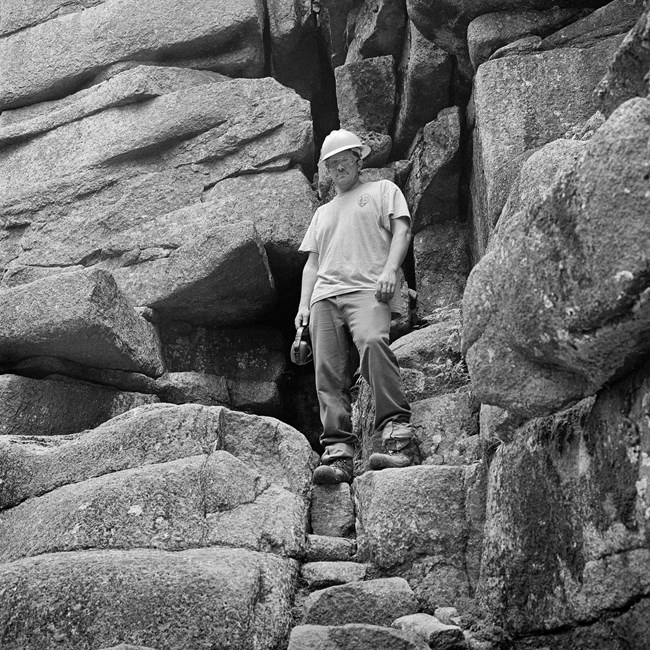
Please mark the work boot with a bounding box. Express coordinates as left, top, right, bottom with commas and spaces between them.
368, 421, 420, 470
312, 458, 353, 485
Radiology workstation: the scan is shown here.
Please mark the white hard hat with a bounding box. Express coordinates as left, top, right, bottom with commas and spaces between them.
318, 129, 371, 164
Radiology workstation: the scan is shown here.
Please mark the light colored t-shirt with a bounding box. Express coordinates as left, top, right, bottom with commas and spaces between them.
299, 179, 411, 308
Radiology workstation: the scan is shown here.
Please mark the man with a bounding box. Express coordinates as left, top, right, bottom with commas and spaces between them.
295, 129, 419, 485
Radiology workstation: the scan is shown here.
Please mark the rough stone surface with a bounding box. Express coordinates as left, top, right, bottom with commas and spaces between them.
310, 483, 356, 538
477, 358, 650, 635
467, 8, 588, 70
102, 220, 277, 327
335, 55, 396, 135
0, 403, 315, 510
302, 577, 419, 626
289, 623, 429, 650
355, 466, 471, 610
0, 374, 157, 438
411, 391, 481, 466
300, 561, 367, 589
393, 21, 453, 157
463, 97, 650, 418
413, 222, 469, 316
540, 0, 646, 51
0, 547, 297, 650
305, 535, 357, 562
0, 77, 313, 296
0, 0, 265, 110
393, 613, 467, 649
596, 2, 650, 116
0, 268, 164, 376
0, 65, 225, 147
346, 0, 407, 63
470, 37, 620, 261
0, 452, 306, 562
404, 107, 462, 232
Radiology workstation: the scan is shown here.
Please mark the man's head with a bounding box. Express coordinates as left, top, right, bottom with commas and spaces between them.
319, 129, 370, 194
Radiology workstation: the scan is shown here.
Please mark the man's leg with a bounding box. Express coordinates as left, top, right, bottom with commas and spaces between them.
310, 298, 355, 483
340, 291, 419, 469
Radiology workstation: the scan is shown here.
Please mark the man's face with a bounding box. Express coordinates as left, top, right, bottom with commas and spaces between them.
325, 151, 361, 193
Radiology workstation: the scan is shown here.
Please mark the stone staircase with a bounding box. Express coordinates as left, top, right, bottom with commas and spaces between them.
288, 474, 480, 649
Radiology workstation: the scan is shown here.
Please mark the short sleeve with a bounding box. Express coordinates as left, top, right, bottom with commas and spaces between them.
299, 210, 319, 253
381, 181, 411, 231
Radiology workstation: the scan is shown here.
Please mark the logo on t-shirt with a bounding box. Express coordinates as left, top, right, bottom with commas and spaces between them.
358, 193, 371, 207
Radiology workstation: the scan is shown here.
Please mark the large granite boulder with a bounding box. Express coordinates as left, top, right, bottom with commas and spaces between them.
596, 1, 650, 116
0, 451, 306, 562
345, 0, 408, 63
469, 37, 620, 261
393, 21, 453, 157
0, 268, 163, 375
0, 0, 265, 110
467, 7, 587, 70
0, 374, 157, 438
0, 65, 226, 147
1, 75, 313, 298
477, 359, 650, 635
0, 403, 315, 510
463, 97, 650, 419
355, 466, 472, 610
0, 547, 297, 650
540, 0, 646, 51
404, 107, 462, 232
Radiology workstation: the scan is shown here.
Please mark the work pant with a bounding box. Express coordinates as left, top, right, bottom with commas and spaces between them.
309, 291, 411, 461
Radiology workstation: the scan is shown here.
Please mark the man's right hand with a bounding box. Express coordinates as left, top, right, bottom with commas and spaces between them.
294, 307, 310, 330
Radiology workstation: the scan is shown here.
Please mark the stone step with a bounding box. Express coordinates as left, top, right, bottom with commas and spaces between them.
310, 482, 355, 538
305, 534, 357, 562
300, 561, 368, 590
0, 547, 296, 650
288, 623, 429, 649
393, 613, 467, 649
302, 577, 419, 627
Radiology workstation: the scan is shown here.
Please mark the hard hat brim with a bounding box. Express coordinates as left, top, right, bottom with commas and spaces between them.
319, 142, 371, 164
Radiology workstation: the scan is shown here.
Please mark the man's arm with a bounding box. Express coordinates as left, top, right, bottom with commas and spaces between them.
375, 216, 411, 303
295, 251, 319, 328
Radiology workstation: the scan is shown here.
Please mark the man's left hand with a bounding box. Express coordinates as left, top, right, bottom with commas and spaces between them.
375, 270, 397, 303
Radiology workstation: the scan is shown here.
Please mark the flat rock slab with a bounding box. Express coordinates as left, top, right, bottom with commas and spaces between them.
0, 374, 157, 438
310, 483, 356, 538
305, 535, 357, 562
303, 577, 419, 627
0, 0, 265, 110
393, 613, 466, 649
463, 97, 650, 418
0, 547, 297, 650
0, 403, 315, 510
300, 561, 367, 590
0, 451, 306, 562
0, 268, 163, 375
289, 623, 429, 649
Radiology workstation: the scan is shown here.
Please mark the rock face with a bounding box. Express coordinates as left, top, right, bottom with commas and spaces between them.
3, 0, 650, 647
0, 0, 265, 109
463, 97, 650, 419
477, 359, 650, 635
470, 36, 620, 260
